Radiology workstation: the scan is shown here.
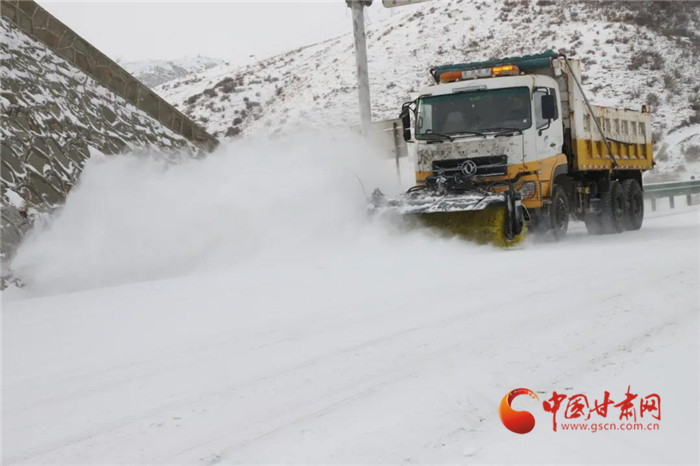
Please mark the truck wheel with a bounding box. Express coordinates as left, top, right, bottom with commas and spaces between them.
600, 180, 626, 234
549, 184, 569, 240
622, 179, 644, 231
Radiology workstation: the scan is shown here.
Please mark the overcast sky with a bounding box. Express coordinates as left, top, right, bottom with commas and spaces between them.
39, 1, 410, 65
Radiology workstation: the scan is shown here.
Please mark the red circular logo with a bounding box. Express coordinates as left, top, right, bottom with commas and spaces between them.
499, 388, 539, 434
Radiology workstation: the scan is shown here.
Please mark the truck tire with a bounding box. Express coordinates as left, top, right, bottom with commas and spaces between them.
622, 179, 644, 231
549, 184, 569, 240
600, 180, 626, 234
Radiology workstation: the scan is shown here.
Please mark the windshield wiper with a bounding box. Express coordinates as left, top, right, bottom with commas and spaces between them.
449, 131, 486, 138
419, 131, 487, 141
419, 132, 453, 142
483, 127, 524, 137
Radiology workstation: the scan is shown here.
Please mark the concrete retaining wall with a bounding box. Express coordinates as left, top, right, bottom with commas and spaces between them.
0, 0, 218, 152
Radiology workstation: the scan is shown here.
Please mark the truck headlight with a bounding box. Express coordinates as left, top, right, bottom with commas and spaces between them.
518, 182, 536, 200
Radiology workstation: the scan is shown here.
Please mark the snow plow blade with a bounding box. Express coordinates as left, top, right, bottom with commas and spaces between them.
370, 188, 526, 247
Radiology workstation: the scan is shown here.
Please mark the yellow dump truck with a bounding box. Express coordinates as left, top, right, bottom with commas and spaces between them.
371, 50, 653, 244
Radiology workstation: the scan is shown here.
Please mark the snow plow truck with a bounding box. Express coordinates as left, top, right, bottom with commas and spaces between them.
371, 50, 653, 245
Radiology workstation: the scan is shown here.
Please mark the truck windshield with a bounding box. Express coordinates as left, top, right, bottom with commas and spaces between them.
415, 87, 531, 139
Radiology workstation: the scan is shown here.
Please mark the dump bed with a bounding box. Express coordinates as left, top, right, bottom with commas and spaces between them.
553, 57, 654, 172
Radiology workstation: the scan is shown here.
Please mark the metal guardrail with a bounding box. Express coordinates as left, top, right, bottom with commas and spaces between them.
365, 118, 408, 160
352, 118, 408, 161
354, 118, 408, 180
645, 179, 700, 211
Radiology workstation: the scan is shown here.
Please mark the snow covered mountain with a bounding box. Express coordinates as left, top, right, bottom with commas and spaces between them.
123, 56, 228, 88
157, 0, 700, 180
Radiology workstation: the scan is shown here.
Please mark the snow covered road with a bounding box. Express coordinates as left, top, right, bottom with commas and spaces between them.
3, 141, 699, 465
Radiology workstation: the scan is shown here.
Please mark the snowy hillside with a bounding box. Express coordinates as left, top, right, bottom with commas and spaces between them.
123, 56, 228, 88
157, 0, 700, 179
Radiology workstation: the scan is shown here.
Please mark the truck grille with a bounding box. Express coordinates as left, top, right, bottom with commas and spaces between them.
432, 155, 508, 178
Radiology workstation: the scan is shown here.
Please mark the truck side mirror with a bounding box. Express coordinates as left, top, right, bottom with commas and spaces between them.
400, 109, 412, 141
541, 94, 556, 121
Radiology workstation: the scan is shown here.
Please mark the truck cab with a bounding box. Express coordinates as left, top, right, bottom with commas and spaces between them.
411, 72, 564, 211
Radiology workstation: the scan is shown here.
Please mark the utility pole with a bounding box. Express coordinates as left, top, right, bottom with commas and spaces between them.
346, 0, 373, 135
346, 0, 430, 135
